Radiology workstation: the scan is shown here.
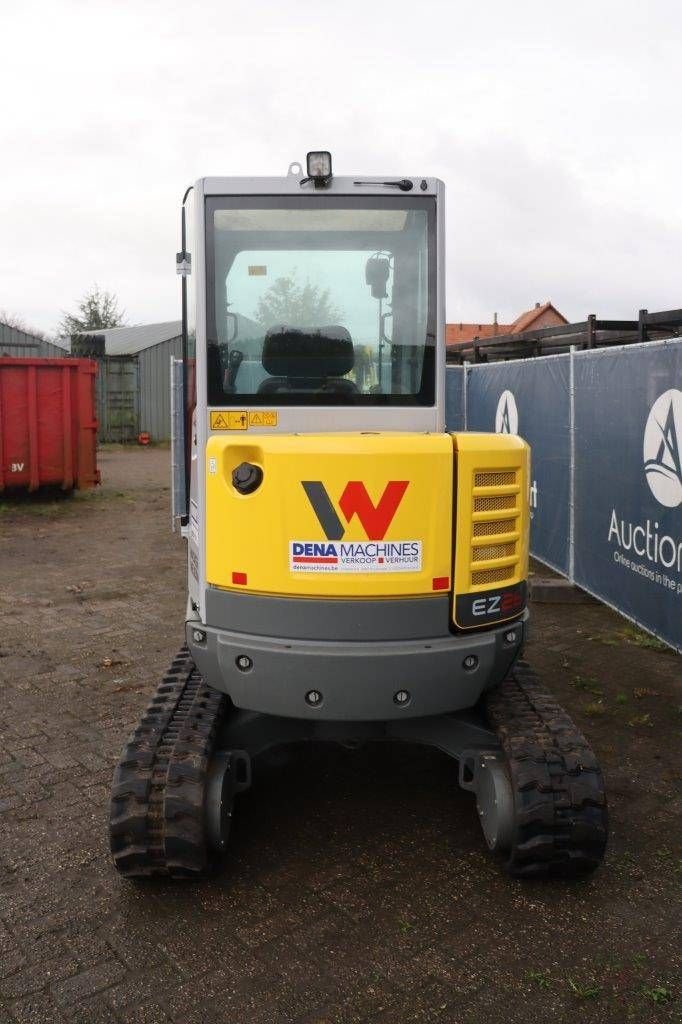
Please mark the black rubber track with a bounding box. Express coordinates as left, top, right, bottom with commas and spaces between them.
485, 661, 608, 878
109, 647, 227, 878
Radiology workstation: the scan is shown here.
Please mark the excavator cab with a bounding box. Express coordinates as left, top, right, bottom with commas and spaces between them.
109, 154, 607, 879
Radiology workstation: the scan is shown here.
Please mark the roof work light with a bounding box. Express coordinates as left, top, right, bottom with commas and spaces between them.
305, 151, 332, 188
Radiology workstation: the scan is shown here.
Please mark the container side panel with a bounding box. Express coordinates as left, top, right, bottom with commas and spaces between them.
1, 367, 28, 488
0, 358, 99, 492
75, 361, 100, 487
36, 365, 66, 487
61, 366, 74, 489
27, 365, 40, 490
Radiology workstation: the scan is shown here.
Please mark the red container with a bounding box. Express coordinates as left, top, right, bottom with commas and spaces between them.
0, 358, 100, 492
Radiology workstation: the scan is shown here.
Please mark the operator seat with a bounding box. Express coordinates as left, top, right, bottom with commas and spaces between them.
257, 325, 358, 396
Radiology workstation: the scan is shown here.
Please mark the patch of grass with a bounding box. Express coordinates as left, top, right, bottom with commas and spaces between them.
584, 701, 607, 717
397, 917, 413, 935
596, 950, 623, 968
73, 489, 102, 502
622, 627, 669, 652
573, 675, 603, 696
640, 985, 673, 1005
632, 953, 648, 966
569, 671, 602, 696
616, 693, 628, 705
627, 713, 652, 728
589, 635, 620, 646
527, 969, 551, 989
655, 847, 682, 874
568, 978, 600, 999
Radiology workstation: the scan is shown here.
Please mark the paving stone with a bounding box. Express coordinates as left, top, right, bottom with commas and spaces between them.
0, 949, 26, 982
8, 990, 68, 1024
104, 963, 182, 1015
122, 1002, 174, 1024
0, 924, 18, 959
66, 995, 122, 1024
53, 961, 127, 1009
0, 951, 79, 1001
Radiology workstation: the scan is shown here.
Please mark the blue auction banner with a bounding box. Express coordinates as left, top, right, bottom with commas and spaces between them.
465, 357, 572, 575
573, 343, 682, 651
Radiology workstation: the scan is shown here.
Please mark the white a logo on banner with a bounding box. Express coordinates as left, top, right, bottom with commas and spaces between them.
495, 390, 519, 435
643, 389, 682, 509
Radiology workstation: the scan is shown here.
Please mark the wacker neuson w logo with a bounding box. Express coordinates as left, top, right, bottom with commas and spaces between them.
290, 480, 422, 573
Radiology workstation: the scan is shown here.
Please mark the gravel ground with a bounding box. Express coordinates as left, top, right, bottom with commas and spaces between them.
0, 446, 679, 1024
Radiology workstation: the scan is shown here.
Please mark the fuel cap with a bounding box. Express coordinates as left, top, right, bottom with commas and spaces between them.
232, 462, 263, 494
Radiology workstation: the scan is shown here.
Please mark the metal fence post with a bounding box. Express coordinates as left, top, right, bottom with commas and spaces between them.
586, 314, 596, 349
463, 362, 469, 430
568, 346, 576, 584
637, 308, 648, 345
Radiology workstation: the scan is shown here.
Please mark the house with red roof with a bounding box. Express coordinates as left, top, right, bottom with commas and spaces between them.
446, 302, 568, 356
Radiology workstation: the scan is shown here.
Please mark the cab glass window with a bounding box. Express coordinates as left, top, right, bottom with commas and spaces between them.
205, 196, 436, 406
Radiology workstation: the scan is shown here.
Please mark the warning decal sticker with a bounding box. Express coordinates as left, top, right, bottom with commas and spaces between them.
248, 411, 278, 427
210, 410, 278, 430
210, 410, 247, 430
289, 540, 422, 573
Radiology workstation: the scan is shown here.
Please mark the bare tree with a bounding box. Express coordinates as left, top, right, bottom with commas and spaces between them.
0, 309, 46, 339
58, 286, 127, 337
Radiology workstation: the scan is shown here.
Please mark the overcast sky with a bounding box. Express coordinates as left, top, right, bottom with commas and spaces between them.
1, 0, 681, 335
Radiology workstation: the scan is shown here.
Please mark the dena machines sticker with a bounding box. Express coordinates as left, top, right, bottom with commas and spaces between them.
291, 478, 421, 572
290, 541, 422, 573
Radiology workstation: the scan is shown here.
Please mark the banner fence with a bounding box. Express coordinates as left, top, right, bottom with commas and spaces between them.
445, 339, 682, 652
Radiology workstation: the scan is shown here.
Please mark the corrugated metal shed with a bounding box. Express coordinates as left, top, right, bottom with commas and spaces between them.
138, 334, 182, 439
75, 322, 182, 441
0, 322, 69, 359
80, 321, 181, 356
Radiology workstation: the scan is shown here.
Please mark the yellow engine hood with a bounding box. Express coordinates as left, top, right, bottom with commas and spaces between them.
205, 432, 453, 599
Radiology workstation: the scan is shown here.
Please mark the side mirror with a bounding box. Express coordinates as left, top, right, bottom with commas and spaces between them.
223, 349, 244, 393
365, 257, 390, 299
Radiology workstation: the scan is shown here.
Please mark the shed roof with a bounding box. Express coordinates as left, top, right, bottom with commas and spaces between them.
76, 320, 182, 356
1, 322, 70, 357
